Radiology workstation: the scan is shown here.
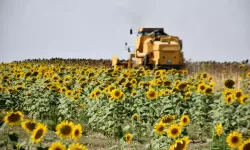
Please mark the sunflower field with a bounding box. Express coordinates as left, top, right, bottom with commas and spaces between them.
0, 59, 250, 150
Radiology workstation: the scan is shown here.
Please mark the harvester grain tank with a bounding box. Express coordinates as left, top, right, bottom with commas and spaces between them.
112, 27, 185, 69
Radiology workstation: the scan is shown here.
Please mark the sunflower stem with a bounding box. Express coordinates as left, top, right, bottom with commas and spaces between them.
6, 125, 9, 150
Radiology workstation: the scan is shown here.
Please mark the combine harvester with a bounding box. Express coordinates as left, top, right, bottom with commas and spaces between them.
112, 27, 186, 70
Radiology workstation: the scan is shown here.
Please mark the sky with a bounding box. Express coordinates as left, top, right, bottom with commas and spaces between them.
0, 0, 250, 63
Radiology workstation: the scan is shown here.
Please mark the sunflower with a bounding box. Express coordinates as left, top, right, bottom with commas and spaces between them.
72, 123, 83, 141
124, 133, 133, 143
167, 124, 182, 139
132, 114, 140, 120
160, 115, 176, 125
163, 80, 171, 87
240, 95, 249, 105
21, 120, 37, 133
68, 143, 88, 150
211, 123, 221, 136
154, 122, 166, 135
169, 136, 190, 150
65, 90, 73, 98
31, 123, 47, 143
234, 89, 243, 100
94, 88, 102, 98
238, 138, 250, 150
48, 141, 66, 150
197, 83, 206, 93
224, 79, 235, 89
223, 89, 234, 98
56, 120, 74, 139
130, 90, 137, 97
179, 115, 190, 127
4, 111, 23, 126
226, 131, 242, 148
163, 89, 171, 95
111, 89, 122, 99
204, 86, 213, 95
177, 82, 187, 91
146, 89, 158, 100
225, 95, 233, 104
247, 72, 250, 79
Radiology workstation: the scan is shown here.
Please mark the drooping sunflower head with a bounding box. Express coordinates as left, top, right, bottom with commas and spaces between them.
146, 89, 158, 100
68, 143, 88, 150
163, 80, 171, 87
179, 115, 190, 127
160, 115, 176, 125
31, 123, 48, 143
123, 133, 133, 144
21, 120, 37, 133
56, 120, 74, 139
167, 124, 182, 139
72, 123, 83, 141
224, 79, 235, 89
154, 122, 166, 135
177, 82, 187, 91
215, 123, 223, 136
238, 138, 250, 150
48, 141, 66, 150
204, 86, 213, 95
226, 131, 242, 148
4, 111, 23, 126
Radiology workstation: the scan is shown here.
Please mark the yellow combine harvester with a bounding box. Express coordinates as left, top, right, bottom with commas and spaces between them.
112, 27, 185, 70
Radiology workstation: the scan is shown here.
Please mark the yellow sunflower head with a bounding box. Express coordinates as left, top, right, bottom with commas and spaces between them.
169, 136, 190, 150
132, 114, 140, 120
48, 141, 66, 150
68, 143, 88, 150
146, 89, 158, 100
123, 133, 133, 144
234, 89, 243, 100
56, 120, 74, 139
130, 90, 137, 97
72, 123, 83, 141
215, 123, 223, 136
21, 119, 37, 133
225, 95, 234, 104
111, 89, 122, 99
167, 124, 182, 139
240, 95, 249, 105
238, 138, 250, 150
226, 131, 242, 148
154, 122, 166, 135
247, 72, 250, 79
179, 115, 190, 127
31, 123, 47, 143
4, 111, 23, 126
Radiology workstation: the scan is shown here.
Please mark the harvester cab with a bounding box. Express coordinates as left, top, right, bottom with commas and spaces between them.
112, 27, 185, 70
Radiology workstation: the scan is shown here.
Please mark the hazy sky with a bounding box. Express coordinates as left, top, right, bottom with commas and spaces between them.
0, 0, 249, 63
